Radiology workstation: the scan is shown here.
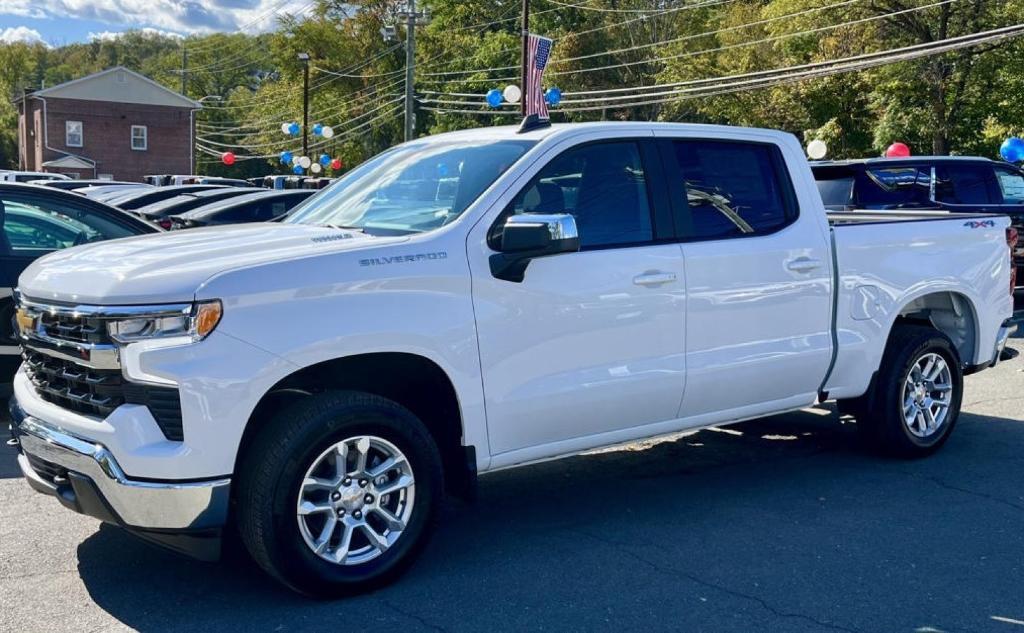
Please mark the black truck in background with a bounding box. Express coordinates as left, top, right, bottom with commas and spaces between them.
811, 156, 1024, 310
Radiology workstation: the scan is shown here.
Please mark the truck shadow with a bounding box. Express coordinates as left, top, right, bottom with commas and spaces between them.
71, 406, 1024, 632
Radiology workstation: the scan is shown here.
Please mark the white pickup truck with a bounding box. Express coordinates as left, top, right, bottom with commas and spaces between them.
10, 122, 1017, 596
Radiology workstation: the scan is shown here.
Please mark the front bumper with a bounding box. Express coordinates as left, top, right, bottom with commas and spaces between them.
11, 398, 230, 560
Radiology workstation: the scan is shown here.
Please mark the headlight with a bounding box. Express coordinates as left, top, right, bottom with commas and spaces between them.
107, 300, 222, 343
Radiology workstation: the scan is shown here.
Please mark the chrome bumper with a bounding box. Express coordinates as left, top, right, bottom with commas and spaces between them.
13, 404, 230, 532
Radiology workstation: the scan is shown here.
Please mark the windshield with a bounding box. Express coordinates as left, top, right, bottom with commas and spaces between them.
284, 139, 535, 235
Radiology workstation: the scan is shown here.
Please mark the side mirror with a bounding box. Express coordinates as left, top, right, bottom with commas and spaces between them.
489, 213, 580, 282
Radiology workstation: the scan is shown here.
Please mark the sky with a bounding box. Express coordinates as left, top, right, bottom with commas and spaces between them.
0, 0, 311, 47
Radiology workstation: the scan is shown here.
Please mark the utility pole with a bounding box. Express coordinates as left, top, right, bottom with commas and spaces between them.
521, 0, 530, 117
394, 1, 428, 142
298, 52, 311, 157
404, 0, 416, 142
180, 47, 188, 95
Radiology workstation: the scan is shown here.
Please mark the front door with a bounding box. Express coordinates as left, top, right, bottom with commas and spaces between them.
469, 138, 687, 461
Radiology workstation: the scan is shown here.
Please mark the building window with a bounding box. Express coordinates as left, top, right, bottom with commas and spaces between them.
65, 120, 83, 147
131, 125, 147, 151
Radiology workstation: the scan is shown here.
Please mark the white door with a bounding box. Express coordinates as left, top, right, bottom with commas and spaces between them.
657, 135, 834, 419
469, 139, 687, 459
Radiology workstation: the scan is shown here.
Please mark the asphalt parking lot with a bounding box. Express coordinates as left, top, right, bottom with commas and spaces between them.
2, 337, 1023, 633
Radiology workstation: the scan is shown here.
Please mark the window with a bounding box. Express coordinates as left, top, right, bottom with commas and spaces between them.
856, 166, 932, 209
131, 125, 147, 151
994, 166, 1024, 204
501, 141, 653, 249
934, 164, 999, 205
671, 140, 796, 239
65, 120, 82, 147
0, 197, 137, 256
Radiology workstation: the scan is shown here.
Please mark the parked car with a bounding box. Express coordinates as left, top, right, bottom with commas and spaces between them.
168, 189, 316, 229
0, 171, 71, 183
10, 123, 1017, 596
30, 179, 142, 191
0, 183, 157, 379
102, 185, 226, 211
135, 188, 259, 229
77, 184, 153, 201
811, 157, 1024, 307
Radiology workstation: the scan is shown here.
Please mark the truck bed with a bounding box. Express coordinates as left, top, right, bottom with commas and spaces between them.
822, 210, 1014, 400
826, 209, 1001, 226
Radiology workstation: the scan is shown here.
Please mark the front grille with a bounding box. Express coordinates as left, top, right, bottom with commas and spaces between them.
23, 350, 185, 441
25, 452, 68, 484
37, 311, 108, 345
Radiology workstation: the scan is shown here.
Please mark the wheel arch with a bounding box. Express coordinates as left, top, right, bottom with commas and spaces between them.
236, 351, 475, 499
888, 289, 979, 367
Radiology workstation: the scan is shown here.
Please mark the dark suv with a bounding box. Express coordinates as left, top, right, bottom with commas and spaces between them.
812, 157, 1024, 308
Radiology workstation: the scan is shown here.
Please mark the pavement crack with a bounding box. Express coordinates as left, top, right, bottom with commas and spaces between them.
568, 528, 865, 633
911, 474, 1024, 513
381, 599, 448, 633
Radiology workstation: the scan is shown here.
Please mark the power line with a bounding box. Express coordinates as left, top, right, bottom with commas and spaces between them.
548, 0, 960, 77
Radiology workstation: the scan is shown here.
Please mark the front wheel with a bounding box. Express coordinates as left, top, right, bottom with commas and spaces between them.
236, 391, 443, 597
857, 325, 964, 457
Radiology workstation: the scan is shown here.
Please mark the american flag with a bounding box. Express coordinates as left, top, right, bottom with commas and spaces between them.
525, 33, 553, 120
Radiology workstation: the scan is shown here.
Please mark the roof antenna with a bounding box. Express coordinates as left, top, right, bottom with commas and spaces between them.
518, 114, 550, 134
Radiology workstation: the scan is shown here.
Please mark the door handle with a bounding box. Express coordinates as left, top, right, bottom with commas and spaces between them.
633, 271, 677, 286
785, 257, 823, 273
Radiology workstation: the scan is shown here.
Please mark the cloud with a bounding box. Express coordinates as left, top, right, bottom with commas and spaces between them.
0, 0, 311, 36
0, 25, 48, 45
88, 27, 185, 42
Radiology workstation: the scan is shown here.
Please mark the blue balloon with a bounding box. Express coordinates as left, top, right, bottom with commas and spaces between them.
1000, 137, 1024, 163
486, 88, 503, 108
288, 122, 300, 136
292, 164, 304, 175
312, 123, 324, 136
545, 87, 562, 106
319, 153, 331, 166
280, 150, 293, 165
437, 163, 448, 177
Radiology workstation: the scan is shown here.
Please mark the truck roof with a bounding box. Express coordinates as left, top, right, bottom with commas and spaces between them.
412, 121, 797, 144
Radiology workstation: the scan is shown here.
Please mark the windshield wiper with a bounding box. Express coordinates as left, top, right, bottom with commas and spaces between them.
322, 223, 366, 232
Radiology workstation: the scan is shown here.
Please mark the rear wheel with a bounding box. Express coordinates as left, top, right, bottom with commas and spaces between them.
855, 325, 963, 457
237, 391, 443, 597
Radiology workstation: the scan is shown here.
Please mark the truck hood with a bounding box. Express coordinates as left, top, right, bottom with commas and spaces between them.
18, 223, 403, 305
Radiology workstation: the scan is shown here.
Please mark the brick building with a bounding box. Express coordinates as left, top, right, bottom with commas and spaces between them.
16, 67, 201, 181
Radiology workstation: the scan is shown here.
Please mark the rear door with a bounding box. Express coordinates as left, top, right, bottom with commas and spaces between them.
656, 134, 834, 420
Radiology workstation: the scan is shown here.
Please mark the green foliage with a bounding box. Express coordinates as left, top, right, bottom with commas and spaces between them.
2, 0, 1022, 172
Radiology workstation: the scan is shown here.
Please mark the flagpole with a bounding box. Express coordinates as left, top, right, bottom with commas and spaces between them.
521, 0, 529, 117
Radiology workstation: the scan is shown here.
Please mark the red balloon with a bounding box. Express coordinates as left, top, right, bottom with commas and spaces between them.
221, 151, 236, 166
885, 142, 910, 158
330, 158, 343, 170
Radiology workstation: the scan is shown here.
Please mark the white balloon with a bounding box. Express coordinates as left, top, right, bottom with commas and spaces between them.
321, 126, 334, 139
503, 84, 521, 104
299, 156, 312, 169
807, 139, 828, 160
310, 162, 322, 174
281, 122, 291, 135
291, 155, 302, 166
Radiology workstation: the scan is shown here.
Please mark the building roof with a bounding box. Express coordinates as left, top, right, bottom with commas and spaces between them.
42, 155, 96, 169
22, 66, 201, 109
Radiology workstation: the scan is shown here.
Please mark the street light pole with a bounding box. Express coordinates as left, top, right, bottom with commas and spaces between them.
298, 52, 311, 157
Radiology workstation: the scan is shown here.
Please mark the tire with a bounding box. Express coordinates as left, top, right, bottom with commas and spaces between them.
236, 390, 443, 597
856, 325, 964, 458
